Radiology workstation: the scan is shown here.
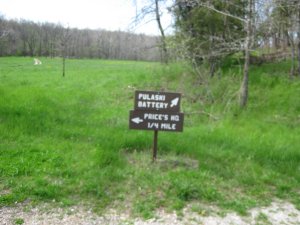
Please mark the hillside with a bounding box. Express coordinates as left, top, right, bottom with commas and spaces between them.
0, 57, 299, 221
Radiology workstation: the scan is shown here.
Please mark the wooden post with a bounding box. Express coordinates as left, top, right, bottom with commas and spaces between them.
62, 56, 65, 77
153, 130, 158, 162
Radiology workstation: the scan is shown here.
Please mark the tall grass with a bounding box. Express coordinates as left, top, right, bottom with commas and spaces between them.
0, 57, 299, 217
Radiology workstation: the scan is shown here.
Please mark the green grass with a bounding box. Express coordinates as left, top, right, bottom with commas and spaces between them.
14, 218, 24, 225
0, 57, 299, 217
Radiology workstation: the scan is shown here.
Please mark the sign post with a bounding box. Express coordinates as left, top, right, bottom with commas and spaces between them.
153, 130, 158, 162
129, 90, 184, 162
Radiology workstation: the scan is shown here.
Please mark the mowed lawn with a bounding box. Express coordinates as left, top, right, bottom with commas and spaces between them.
0, 57, 300, 217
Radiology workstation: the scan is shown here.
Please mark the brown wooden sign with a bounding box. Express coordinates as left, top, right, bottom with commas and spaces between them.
134, 90, 181, 112
129, 90, 184, 161
129, 110, 184, 132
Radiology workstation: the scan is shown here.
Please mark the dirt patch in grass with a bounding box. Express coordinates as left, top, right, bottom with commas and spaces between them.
0, 189, 11, 196
125, 150, 199, 170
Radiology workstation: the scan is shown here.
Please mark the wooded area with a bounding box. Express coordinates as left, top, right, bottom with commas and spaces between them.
170, 0, 300, 107
1, 0, 300, 65
172, 0, 300, 64
127, 0, 300, 81
0, 16, 161, 61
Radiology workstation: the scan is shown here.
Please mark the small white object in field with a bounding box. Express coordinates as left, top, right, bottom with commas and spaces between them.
34, 58, 42, 65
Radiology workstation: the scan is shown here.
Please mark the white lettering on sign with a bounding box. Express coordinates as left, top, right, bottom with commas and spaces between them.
144, 113, 169, 121
137, 101, 168, 109
160, 123, 176, 130
148, 122, 159, 129
170, 115, 179, 121
138, 93, 166, 101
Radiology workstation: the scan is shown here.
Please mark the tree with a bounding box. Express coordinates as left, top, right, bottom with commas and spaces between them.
0, 15, 8, 38
267, 1, 296, 77
132, 0, 171, 63
59, 26, 71, 77
155, 0, 168, 63
21, 21, 39, 56
173, 0, 256, 108
296, 2, 300, 76
240, 0, 254, 108
173, 0, 246, 77
0, 15, 9, 56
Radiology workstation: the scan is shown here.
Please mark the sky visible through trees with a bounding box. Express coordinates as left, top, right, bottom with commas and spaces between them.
0, 0, 173, 35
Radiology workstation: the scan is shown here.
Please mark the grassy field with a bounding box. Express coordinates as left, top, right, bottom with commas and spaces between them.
0, 57, 299, 218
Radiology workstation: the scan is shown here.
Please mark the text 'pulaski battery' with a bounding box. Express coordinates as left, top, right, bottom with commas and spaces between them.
134, 91, 181, 112
130, 90, 184, 132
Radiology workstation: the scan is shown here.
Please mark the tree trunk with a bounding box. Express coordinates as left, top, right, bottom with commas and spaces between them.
290, 38, 295, 78
240, 43, 249, 108
155, 0, 168, 64
240, 0, 253, 108
298, 40, 300, 76
62, 56, 65, 77
297, 6, 300, 76
209, 57, 216, 78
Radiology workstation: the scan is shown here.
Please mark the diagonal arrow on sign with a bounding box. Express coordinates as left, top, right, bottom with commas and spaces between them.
131, 117, 143, 124
170, 97, 179, 108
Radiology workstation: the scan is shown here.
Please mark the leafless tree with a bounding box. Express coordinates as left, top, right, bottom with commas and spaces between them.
0, 15, 9, 55
173, 0, 255, 108
0, 15, 9, 39
59, 26, 71, 77
240, 0, 254, 108
18, 20, 39, 56
0, 17, 161, 61
296, 2, 300, 76
132, 0, 171, 63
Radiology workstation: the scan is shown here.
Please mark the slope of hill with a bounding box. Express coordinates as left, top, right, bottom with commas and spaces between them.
0, 57, 299, 219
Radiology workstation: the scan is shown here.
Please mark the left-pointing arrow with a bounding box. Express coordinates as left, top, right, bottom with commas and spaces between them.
132, 117, 143, 124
